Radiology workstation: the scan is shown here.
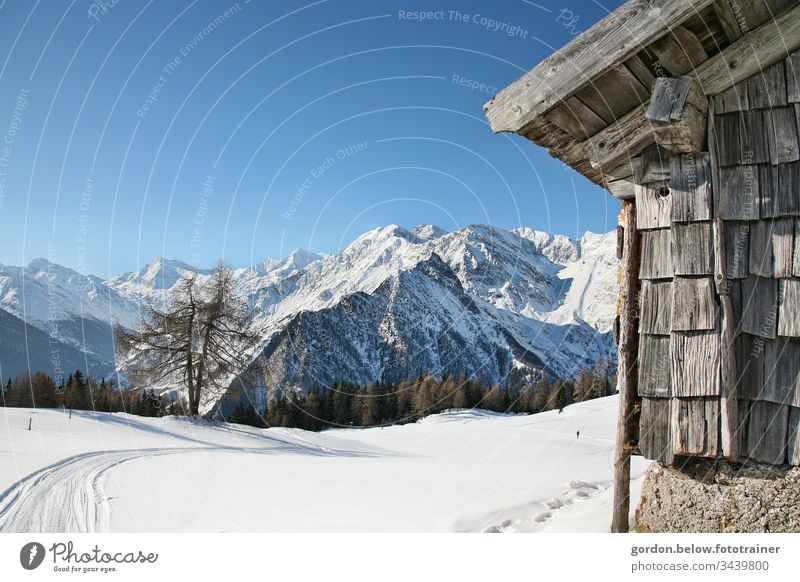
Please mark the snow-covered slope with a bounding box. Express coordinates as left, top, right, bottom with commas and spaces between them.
0, 395, 650, 532
0, 224, 619, 401
0, 260, 141, 371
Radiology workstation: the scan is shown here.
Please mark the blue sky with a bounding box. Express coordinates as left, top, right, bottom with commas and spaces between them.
0, 0, 624, 276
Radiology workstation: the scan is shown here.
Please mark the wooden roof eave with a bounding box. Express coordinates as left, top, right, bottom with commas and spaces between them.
485, 1, 800, 196
483, 0, 717, 135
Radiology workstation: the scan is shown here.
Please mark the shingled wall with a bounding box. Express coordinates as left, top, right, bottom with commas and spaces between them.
637, 51, 800, 467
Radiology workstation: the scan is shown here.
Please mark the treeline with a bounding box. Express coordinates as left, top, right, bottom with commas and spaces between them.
0, 370, 167, 417
230, 356, 616, 430
0, 356, 616, 430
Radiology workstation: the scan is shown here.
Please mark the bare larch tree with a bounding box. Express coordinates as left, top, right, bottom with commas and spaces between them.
115, 262, 261, 415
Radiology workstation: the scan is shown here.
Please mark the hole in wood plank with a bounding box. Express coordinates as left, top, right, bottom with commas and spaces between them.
658, 186, 670, 198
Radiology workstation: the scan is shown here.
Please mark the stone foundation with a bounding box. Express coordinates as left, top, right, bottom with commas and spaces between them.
635, 459, 800, 532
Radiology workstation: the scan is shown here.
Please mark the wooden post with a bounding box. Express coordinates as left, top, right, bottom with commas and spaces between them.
709, 98, 739, 462
28, 417, 31, 431
612, 199, 641, 533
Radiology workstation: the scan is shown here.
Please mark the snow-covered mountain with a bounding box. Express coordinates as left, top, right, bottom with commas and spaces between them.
0, 224, 619, 403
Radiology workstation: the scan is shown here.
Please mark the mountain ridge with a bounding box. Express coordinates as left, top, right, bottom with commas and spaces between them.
0, 224, 619, 408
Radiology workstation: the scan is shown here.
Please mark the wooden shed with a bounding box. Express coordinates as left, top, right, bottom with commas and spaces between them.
484, 0, 800, 531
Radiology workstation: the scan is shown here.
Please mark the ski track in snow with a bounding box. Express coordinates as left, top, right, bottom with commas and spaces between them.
0, 427, 387, 533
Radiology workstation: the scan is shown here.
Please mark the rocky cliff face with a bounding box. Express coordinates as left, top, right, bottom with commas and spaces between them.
2, 224, 620, 407
635, 460, 800, 532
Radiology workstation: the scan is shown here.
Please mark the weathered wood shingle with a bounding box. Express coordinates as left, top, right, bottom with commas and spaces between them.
714, 113, 742, 166
744, 400, 789, 465
788, 51, 800, 103
639, 280, 673, 334
740, 110, 770, 164
740, 276, 778, 338
714, 83, 748, 114
778, 279, 800, 337
671, 277, 717, 331
789, 407, 800, 465
670, 153, 712, 222
724, 222, 750, 278
794, 220, 800, 276
763, 337, 800, 406
772, 219, 796, 278
640, 229, 673, 279
672, 222, 714, 275
748, 218, 793, 278
717, 165, 760, 219
671, 330, 720, 397
747, 60, 787, 110
639, 397, 673, 464
766, 107, 800, 165
760, 163, 800, 217
636, 183, 672, 229
672, 396, 720, 458
737, 332, 765, 401
638, 334, 671, 397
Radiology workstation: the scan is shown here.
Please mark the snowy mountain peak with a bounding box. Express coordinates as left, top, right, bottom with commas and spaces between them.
411, 224, 447, 240
0, 223, 619, 400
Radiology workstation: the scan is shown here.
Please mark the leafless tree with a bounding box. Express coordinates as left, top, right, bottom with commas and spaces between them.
115, 262, 261, 415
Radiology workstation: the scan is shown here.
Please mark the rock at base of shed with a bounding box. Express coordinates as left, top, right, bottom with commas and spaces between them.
635, 459, 800, 532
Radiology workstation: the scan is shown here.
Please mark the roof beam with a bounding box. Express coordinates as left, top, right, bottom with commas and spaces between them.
584, 3, 800, 174
483, 0, 716, 134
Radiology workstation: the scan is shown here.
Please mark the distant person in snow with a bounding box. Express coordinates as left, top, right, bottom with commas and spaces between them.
576, 430, 580, 439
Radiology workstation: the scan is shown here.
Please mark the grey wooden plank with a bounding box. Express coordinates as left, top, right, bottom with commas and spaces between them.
736, 333, 766, 401
740, 110, 770, 164
638, 335, 672, 397
767, 107, 800, 165
639, 397, 673, 464
650, 26, 709, 77
749, 219, 773, 277
763, 337, 800, 406
671, 153, 712, 222
737, 398, 752, 460
746, 400, 789, 465
717, 165, 760, 219
778, 279, 800, 337
773, 219, 795, 277
636, 182, 671, 229
714, 82, 749, 114
624, 55, 656, 93
639, 229, 673, 279
724, 222, 750, 278
646, 77, 693, 122
673, 396, 720, 457
484, 0, 719, 134
748, 60, 788, 110
787, 52, 800, 104
737, 0, 794, 32
691, 4, 800, 99
788, 406, 800, 465
775, 162, 800, 217
759, 164, 779, 218
637, 145, 672, 184
712, 0, 744, 44
639, 280, 673, 335
795, 219, 800, 276
741, 276, 779, 338
672, 276, 718, 331
671, 330, 721, 397
714, 113, 742, 167
748, 218, 793, 277
672, 222, 714, 275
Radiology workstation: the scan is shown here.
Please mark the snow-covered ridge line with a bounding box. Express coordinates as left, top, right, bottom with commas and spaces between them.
0, 224, 619, 394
